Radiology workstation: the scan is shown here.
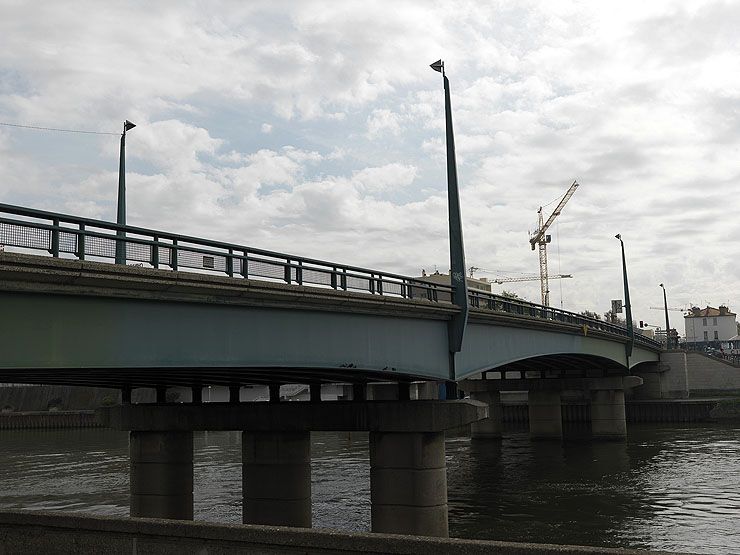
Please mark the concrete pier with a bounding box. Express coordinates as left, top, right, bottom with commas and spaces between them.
370, 431, 448, 537
527, 390, 562, 440
469, 391, 502, 439
242, 431, 311, 527
98, 399, 487, 536
130, 431, 193, 520
590, 389, 626, 440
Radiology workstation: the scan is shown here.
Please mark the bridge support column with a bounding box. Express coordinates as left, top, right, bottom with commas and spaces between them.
130, 431, 193, 520
370, 431, 448, 537
590, 389, 627, 440
470, 391, 502, 439
528, 390, 562, 440
242, 431, 312, 527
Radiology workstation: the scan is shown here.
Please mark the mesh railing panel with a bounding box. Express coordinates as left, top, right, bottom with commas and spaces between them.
85, 235, 117, 258
0, 222, 50, 250
300, 267, 332, 287
346, 275, 371, 293
248, 258, 286, 281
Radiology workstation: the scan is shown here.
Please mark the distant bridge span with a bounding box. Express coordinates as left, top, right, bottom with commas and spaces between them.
0, 204, 660, 389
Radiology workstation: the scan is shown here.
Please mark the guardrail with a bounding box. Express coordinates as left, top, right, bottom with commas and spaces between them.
0, 203, 661, 349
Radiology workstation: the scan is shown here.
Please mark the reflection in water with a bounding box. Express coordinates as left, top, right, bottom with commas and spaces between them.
0, 424, 738, 554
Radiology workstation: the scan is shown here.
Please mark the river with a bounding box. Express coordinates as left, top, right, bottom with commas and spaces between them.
0, 423, 738, 554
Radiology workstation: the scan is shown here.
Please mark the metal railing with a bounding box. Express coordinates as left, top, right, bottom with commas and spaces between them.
0, 203, 661, 349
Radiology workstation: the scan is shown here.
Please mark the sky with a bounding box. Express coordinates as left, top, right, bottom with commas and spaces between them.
0, 0, 738, 333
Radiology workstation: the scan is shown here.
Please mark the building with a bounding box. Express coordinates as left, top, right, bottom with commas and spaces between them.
683, 305, 737, 346
410, 270, 491, 302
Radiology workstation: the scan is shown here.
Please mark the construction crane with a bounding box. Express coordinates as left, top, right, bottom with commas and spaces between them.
468, 267, 572, 285
649, 306, 688, 312
493, 274, 572, 285
529, 180, 579, 306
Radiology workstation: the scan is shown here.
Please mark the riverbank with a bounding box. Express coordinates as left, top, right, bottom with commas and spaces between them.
0, 510, 684, 555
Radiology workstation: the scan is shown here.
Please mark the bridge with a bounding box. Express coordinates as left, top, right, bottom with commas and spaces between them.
0, 203, 662, 537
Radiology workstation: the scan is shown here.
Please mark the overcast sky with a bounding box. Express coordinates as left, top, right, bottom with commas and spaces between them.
0, 0, 738, 331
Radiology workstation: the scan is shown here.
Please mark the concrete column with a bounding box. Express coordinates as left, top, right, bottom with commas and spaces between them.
130, 431, 193, 520
242, 431, 311, 527
528, 390, 562, 440
370, 431, 448, 537
590, 389, 627, 440
470, 391, 502, 439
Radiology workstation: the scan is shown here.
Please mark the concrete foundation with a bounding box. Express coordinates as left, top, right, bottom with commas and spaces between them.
528, 390, 562, 440
470, 391, 502, 439
590, 389, 626, 440
370, 431, 448, 537
129, 431, 193, 520
242, 431, 311, 527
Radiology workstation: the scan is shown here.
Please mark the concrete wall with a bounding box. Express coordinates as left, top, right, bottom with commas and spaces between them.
685, 352, 740, 396
0, 385, 120, 412
0, 510, 673, 555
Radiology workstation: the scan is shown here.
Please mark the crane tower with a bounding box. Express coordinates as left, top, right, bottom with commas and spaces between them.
529, 180, 579, 306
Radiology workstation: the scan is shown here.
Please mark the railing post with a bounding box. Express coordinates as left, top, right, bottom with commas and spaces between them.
369, 274, 376, 294
241, 250, 248, 278
226, 248, 234, 277
171, 239, 178, 271
296, 260, 303, 285
77, 224, 85, 260
330, 267, 338, 290
50, 218, 60, 258
151, 235, 159, 269
376, 275, 383, 296
340, 269, 347, 291
284, 259, 292, 284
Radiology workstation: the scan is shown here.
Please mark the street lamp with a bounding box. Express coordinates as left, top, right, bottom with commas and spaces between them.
430, 59, 469, 356
430, 59, 469, 398
116, 119, 136, 264
615, 234, 634, 362
660, 283, 671, 348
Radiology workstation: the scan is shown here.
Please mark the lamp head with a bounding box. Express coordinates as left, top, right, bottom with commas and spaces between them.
614, 233, 621, 240
430, 59, 444, 73
123, 120, 136, 133
660, 283, 664, 289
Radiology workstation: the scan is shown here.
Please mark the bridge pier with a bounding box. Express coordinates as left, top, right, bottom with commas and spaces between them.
527, 390, 563, 440
242, 431, 312, 527
589, 389, 627, 440
129, 431, 193, 520
98, 399, 487, 537
370, 431, 448, 536
469, 391, 502, 439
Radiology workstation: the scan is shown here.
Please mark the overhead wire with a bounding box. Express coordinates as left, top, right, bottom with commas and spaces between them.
0, 121, 119, 136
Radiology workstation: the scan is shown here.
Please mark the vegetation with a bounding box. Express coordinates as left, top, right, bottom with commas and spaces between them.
500, 290, 521, 300
580, 310, 601, 320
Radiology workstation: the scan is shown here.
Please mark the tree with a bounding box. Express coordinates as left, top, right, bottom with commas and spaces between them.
580, 310, 601, 320
500, 290, 520, 300
604, 310, 626, 326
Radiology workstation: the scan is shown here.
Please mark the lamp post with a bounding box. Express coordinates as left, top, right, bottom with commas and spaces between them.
431, 59, 469, 395
615, 234, 634, 362
660, 283, 671, 348
116, 120, 136, 264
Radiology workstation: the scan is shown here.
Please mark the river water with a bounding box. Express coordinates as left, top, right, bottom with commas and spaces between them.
0, 423, 738, 554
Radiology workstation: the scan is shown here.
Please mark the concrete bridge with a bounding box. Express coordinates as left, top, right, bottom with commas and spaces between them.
0, 203, 662, 537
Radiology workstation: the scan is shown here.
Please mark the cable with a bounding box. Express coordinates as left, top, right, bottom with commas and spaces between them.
556, 221, 564, 308
0, 121, 119, 136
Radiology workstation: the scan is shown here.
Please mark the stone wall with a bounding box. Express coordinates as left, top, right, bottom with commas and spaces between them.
685, 352, 740, 396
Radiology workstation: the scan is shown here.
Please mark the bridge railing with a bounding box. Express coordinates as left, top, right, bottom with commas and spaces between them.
0, 203, 661, 348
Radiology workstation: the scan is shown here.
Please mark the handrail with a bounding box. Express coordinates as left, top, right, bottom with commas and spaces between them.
0, 203, 661, 348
